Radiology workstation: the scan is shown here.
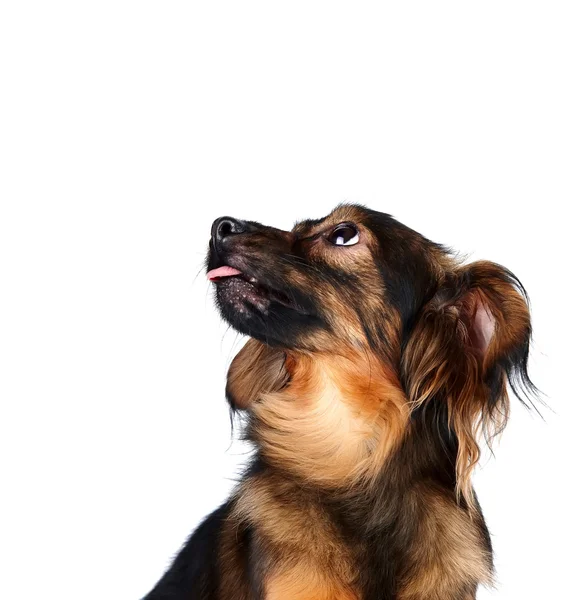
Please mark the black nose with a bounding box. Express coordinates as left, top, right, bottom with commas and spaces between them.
211, 216, 247, 245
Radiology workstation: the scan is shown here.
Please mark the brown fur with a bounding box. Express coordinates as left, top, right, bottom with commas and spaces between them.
227, 339, 289, 409
265, 567, 359, 600
402, 260, 532, 506
234, 474, 359, 598
397, 490, 492, 600
250, 350, 408, 487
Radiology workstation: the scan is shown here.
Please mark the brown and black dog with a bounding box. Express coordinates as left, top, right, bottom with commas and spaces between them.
144, 204, 535, 600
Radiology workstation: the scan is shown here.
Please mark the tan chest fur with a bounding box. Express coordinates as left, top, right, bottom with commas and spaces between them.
234, 474, 360, 600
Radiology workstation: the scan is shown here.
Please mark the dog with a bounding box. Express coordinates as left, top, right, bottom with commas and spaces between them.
144, 204, 535, 599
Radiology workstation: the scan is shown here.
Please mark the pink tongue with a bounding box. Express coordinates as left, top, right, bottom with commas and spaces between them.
207, 266, 242, 281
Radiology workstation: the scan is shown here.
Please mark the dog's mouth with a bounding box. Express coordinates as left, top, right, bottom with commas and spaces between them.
207, 265, 303, 314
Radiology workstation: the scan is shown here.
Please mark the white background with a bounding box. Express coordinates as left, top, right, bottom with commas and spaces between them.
1, 2, 561, 599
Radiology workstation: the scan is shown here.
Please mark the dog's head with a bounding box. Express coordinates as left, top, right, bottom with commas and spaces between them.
207, 204, 442, 353
207, 204, 535, 502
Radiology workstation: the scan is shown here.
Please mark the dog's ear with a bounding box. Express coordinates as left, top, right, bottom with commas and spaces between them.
402, 261, 534, 505
226, 339, 289, 410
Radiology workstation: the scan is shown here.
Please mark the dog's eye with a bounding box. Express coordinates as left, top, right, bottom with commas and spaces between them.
327, 224, 359, 246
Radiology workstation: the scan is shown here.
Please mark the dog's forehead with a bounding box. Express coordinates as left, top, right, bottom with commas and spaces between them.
292, 204, 370, 237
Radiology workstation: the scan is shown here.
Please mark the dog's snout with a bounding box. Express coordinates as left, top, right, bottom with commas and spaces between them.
211, 217, 247, 246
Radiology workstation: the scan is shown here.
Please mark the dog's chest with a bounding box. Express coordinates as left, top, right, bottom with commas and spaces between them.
234, 475, 361, 598
232, 474, 491, 600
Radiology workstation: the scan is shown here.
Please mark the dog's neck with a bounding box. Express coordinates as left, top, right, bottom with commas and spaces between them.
249, 349, 408, 488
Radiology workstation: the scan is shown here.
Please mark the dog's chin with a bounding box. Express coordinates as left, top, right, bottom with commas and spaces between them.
215, 276, 273, 318
213, 276, 321, 347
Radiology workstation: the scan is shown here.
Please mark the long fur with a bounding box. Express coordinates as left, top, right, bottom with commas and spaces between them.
143, 204, 536, 600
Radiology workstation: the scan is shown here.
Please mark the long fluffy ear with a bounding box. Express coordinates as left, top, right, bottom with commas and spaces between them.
402, 261, 536, 506
226, 339, 289, 410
